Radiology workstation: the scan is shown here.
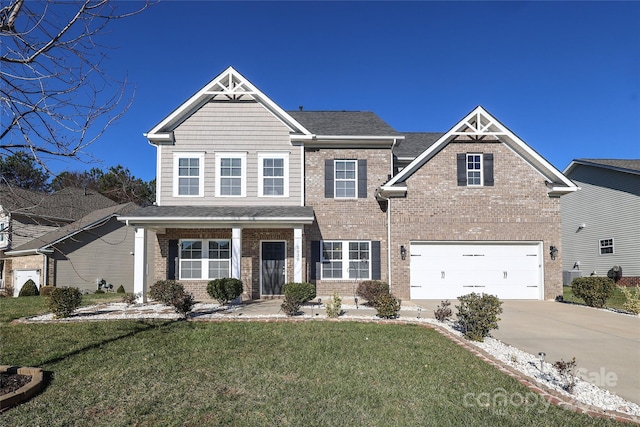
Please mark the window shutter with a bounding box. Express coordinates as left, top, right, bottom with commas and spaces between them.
324, 160, 334, 198
371, 241, 381, 280
483, 153, 494, 186
310, 241, 321, 280
358, 159, 367, 198
457, 153, 467, 186
167, 239, 178, 280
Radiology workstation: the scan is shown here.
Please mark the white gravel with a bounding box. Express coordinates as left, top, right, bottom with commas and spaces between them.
25, 301, 640, 418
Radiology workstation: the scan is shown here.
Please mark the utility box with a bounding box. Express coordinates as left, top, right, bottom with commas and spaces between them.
563, 270, 583, 286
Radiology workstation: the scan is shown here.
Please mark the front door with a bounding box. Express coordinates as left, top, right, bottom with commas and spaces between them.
261, 242, 286, 296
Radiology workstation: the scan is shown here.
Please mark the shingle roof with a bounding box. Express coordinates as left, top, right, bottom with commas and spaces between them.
394, 132, 445, 159
120, 205, 315, 220
8, 203, 137, 253
572, 159, 640, 174
287, 111, 400, 136
0, 186, 117, 221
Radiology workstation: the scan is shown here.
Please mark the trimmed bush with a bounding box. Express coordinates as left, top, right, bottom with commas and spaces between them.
116, 285, 126, 293
39, 285, 55, 296
121, 293, 138, 305
283, 282, 316, 304
356, 280, 389, 305
455, 293, 503, 342
325, 292, 342, 318
374, 293, 401, 319
571, 277, 615, 308
47, 287, 82, 318
206, 278, 243, 305
18, 279, 39, 297
94, 289, 105, 294
281, 294, 302, 316
149, 280, 195, 317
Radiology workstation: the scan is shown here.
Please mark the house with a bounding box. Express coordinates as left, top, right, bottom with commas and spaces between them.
5, 203, 146, 295
561, 159, 640, 287
0, 186, 117, 294
118, 66, 577, 302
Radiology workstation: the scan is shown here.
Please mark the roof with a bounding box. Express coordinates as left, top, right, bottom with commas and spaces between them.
287, 111, 400, 137
0, 186, 118, 221
7, 203, 137, 254
394, 132, 444, 159
118, 205, 315, 227
563, 159, 640, 176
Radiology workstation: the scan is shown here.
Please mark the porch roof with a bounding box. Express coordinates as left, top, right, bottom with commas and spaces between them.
118, 205, 315, 228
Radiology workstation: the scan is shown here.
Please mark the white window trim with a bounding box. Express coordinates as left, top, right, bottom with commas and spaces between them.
334, 159, 358, 199
178, 239, 232, 280
173, 152, 205, 197
258, 152, 289, 197
320, 240, 371, 280
466, 153, 483, 187
215, 152, 247, 197
599, 238, 614, 255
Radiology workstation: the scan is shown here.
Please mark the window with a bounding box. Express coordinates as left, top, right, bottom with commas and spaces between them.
216, 152, 246, 197
466, 154, 483, 186
599, 238, 614, 255
335, 160, 357, 198
258, 152, 289, 197
179, 239, 231, 280
173, 152, 204, 197
321, 240, 370, 279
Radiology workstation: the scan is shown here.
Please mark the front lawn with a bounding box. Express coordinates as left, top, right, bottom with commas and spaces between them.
562, 285, 638, 311
0, 293, 122, 323
0, 299, 625, 426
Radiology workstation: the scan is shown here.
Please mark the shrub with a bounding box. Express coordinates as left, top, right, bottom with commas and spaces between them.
283, 282, 316, 304
455, 293, 503, 342
325, 292, 342, 318
122, 293, 138, 305
356, 280, 389, 305
281, 294, 302, 316
149, 280, 195, 317
619, 285, 640, 314
434, 300, 452, 322
571, 277, 615, 308
374, 293, 401, 319
39, 286, 55, 296
116, 285, 126, 293
553, 357, 578, 393
47, 287, 82, 318
94, 289, 105, 294
18, 279, 39, 297
206, 278, 243, 305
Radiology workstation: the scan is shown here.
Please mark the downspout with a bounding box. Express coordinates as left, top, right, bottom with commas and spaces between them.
375, 189, 392, 295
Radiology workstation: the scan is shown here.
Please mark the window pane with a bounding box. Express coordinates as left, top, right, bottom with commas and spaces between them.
181, 241, 202, 259
322, 261, 343, 279
178, 157, 200, 195
209, 240, 231, 259
180, 260, 201, 279
209, 260, 230, 279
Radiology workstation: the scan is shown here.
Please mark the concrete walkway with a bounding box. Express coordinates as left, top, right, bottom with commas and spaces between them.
412, 300, 640, 405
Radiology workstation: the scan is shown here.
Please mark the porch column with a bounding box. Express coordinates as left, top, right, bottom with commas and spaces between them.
134, 227, 147, 303
232, 227, 242, 279
294, 226, 303, 282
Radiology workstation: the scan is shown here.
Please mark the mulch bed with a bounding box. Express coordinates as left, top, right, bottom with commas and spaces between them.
0, 373, 32, 396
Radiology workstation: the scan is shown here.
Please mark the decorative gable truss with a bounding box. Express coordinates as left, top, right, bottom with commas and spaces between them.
379, 106, 578, 198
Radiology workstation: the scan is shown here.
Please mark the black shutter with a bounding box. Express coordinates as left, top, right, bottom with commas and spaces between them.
457, 153, 467, 186
358, 159, 367, 198
167, 239, 178, 280
324, 160, 334, 198
483, 153, 494, 186
371, 241, 381, 280
310, 241, 321, 281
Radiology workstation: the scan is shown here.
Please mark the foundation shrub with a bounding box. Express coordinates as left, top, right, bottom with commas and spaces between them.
281, 294, 302, 316
122, 293, 138, 305
39, 286, 55, 296
206, 278, 243, 305
619, 285, 640, 314
356, 280, 389, 305
455, 293, 503, 342
325, 292, 342, 318
18, 279, 39, 297
374, 293, 401, 319
149, 280, 195, 317
434, 300, 452, 322
116, 285, 126, 293
47, 287, 82, 318
571, 277, 615, 308
283, 282, 316, 304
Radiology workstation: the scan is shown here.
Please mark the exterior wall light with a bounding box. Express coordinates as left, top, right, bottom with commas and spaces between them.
400, 245, 407, 260
549, 246, 558, 260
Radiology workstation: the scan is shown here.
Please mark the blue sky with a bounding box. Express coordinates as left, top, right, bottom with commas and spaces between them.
49, 1, 640, 182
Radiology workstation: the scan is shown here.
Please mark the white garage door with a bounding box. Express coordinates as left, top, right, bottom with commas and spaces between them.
410, 242, 542, 300
13, 269, 41, 297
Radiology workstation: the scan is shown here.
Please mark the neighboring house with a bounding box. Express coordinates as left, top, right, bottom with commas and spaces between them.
0, 186, 117, 294
561, 159, 640, 286
119, 67, 577, 302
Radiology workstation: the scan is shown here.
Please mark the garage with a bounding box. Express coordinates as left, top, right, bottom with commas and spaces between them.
409, 242, 542, 300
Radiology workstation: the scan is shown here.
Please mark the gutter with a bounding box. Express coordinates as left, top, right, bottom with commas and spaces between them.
5, 248, 54, 256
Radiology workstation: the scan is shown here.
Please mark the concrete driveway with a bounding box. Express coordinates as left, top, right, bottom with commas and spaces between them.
413, 300, 640, 404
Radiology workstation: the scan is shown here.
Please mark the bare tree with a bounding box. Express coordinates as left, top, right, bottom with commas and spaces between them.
0, 0, 149, 168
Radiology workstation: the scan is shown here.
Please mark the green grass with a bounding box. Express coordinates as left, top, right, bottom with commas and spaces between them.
0, 293, 121, 323
0, 298, 627, 426
563, 285, 638, 311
